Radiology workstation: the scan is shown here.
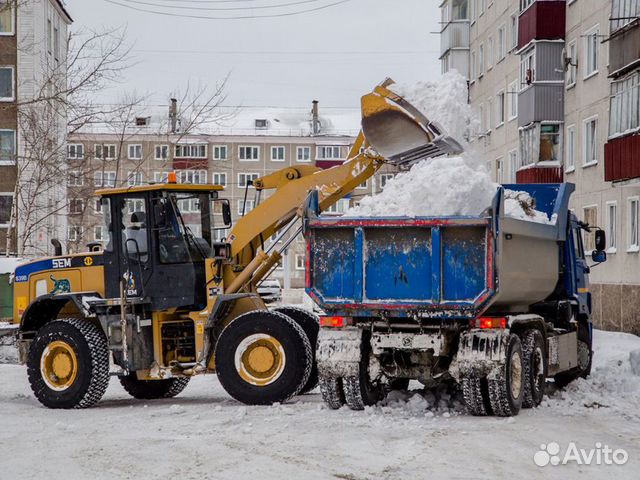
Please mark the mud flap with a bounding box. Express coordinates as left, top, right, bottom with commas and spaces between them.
316, 328, 363, 378
452, 329, 511, 380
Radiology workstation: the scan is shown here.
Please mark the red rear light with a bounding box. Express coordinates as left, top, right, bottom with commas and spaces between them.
476, 317, 508, 329
320, 316, 353, 328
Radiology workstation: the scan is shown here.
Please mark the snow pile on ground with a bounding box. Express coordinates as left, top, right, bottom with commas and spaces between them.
377, 383, 464, 418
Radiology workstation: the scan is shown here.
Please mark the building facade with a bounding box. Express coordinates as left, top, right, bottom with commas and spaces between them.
441, 0, 640, 333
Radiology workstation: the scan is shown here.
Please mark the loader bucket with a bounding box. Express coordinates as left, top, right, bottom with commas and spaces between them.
361, 82, 464, 166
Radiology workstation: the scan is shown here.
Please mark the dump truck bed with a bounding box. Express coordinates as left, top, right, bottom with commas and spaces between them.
304, 183, 574, 319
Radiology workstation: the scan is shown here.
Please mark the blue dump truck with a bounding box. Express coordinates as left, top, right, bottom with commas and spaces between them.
304, 183, 607, 417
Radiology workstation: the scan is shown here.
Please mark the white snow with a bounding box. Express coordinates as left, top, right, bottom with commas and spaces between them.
0, 329, 639, 479
0, 257, 24, 275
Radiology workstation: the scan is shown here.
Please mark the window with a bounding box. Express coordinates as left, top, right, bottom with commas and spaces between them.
520, 48, 535, 87
67, 144, 84, 160
508, 80, 518, 120
0, 193, 12, 227
0, 128, 13, 165
297, 146, 311, 162
238, 199, 255, 215
255, 119, 268, 129
539, 124, 561, 162
53, 26, 59, 61
154, 144, 168, 161
496, 157, 504, 183
93, 198, 103, 214
566, 125, 576, 171
496, 91, 505, 127
487, 98, 493, 133
95, 171, 116, 188
126, 199, 144, 215
379, 174, 394, 190
94, 225, 106, 242
271, 146, 286, 162
177, 170, 207, 184
611, 0, 640, 32
295, 254, 305, 270
213, 145, 228, 160
478, 43, 484, 77
520, 0, 534, 10
487, 36, 494, 70
519, 123, 562, 166
67, 171, 83, 187
497, 25, 506, 61
46, 19, 51, 54
67, 226, 83, 242
609, 70, 640, 138
356, 179, 368, 190
324, 199, 350, 214
628, 197, 639, 251
509, 12, 518, 50
135, 117, 149, 127
128, 144, 142, 160
0, 66, 14, 101
508, 149, 518, 182
606, 202, 617, 252
239, 145, 260, 161
583, 117, 598, 166
127, 171, 144, 187
175, 144, 207, 159
212, 172, 227, 186
316, 146, 342, 160
479, 0, 485, 15
479, 103, 485, 133
95, 144, 116, 160
470, 51, 477, 80
584, 27, 599, 78
153, 171, 169, 183
583, 206, 598, 251
566, 40, 577, 87
238, 173, 259, 188
0, 2, 15, 35
69, 199, 84, 215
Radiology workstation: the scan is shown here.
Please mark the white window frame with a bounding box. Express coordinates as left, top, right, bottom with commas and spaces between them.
296, 146, 311, 162
238, 172, 259, 188
271, 145, 286, 162
520, 48, 535, 89
237, 199, 255, 216
606, 201, 617, 253
470, 50, 477, 81
69, 198, 85, 215
583, 116, 598, 167
497, 25, 507, 61
238, 145, 260, 162
509, 12, 519, 51
487, 36, 494, 70
478, 43, 485, 77
583, 25, 599, 79
0, 65, 14, 101
212, 172, 227, 186
508, 149, 518, 182
67, 225, 83, 242
295, 254, 305, 271
566, 40, 577, 88
0, 3, 15, 36
316, 145, 343, 160
213, 145, 228, 161
128, 144, 143, 160
154, 144, 169, 161
127, 171, 144, 187
565, 124, 576, 172
508, 80, 518, 120
95, 144, 116, 160
356, 179, 368, 190
496, 90, 505, 128
628, 196, 640, 252
0, 192, 13, 227
153, 171, 169, 183
93, 197, 103, 214
174, 144, 207, 159
0, 128, 15, 165
177, 169, 207, 185
67, 170, 83, 187
379, 174, 395, 190
94, 225, 105, 242
67, 144, 84, 160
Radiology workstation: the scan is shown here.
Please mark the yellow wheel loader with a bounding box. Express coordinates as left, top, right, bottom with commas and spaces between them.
10, 80, 462, 408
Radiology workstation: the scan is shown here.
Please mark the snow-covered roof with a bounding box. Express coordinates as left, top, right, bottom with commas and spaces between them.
0, 258, 25, 275
76, 105, 360, 138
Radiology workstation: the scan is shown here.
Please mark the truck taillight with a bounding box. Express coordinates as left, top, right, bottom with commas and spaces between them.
476, 317, 508, 329
320, 316, 353, 328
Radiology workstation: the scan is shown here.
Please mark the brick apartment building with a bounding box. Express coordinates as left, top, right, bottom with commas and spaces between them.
440, 0, 640, 332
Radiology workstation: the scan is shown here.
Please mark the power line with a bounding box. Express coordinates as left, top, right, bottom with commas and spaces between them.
116, 0, 329, 11
133, 48, 435, 55
103, 0, 353, 19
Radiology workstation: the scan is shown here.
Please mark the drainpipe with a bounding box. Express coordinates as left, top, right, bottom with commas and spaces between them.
311, 100, 320, 136
169, 98, 177, 134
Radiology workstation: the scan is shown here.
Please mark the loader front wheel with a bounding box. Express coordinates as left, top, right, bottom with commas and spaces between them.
119, 375, 190, 400
215, 310, 312, 405
27, 318, 109, 409
273, 306, 319, 394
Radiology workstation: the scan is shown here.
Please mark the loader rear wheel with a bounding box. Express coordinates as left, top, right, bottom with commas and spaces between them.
273, 306, 319, 394
119, 375, 190, 400
521, 329, 547, 408
215, 310, 312, 405
461, 374, 491, 416
319, 375, 346, 409
343, 346, 384, 410
27, 318, 109, 409
487, 334, 524, 417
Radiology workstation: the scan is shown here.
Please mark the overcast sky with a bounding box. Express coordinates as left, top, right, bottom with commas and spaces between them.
66, 0, 441, 109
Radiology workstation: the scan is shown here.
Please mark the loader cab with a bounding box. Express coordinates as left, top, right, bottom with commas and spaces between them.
98, 184, 231, 311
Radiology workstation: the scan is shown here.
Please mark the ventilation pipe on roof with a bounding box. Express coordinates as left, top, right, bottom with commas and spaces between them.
169, 98, 178, 134
311, 100, 320, 136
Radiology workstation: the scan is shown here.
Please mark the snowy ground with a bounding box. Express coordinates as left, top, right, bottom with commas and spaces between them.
1, 329, 639, 480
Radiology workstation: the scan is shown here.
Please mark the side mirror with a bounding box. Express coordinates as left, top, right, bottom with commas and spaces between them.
592, 250, 607, 263
213, 199, 232, 228
594, 229, 606, 252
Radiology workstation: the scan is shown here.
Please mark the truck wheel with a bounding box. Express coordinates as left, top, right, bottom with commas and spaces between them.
343, 349, 384, 410
319, 375, 346, 409
27, 318, 110, 409
487, 334, 524, 417
214, 310, 312, 405
273, 306, 319, 394
521, 329, 547, 408
119, 375, 190, 400
461, 374, 491, 416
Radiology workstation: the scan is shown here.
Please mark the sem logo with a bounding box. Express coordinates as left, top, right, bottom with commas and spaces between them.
534, 442, 629, 467
52, 258, 71, 269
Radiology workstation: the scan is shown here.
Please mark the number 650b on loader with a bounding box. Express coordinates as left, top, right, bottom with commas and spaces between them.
10, 80, 462, 408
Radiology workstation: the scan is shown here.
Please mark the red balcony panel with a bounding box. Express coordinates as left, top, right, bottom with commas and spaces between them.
605, 134, 640, 182
518, 1, 566, 49
316, 160, 343, 170
173, 159, 208, 170
516, 166, 563, 184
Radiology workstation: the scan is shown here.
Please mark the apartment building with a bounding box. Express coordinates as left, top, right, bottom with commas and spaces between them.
0, 0, 72, 255
65, 104, 394, 289
441, 0, 640, 332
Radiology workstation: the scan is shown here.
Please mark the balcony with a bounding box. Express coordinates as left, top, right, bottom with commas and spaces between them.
518, 84, 564, 127
608, 20, 640, 77
440, 21, 470, 57
516, 165, 563, 183
518, 1, 566, 50
604, 133, 640, 182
